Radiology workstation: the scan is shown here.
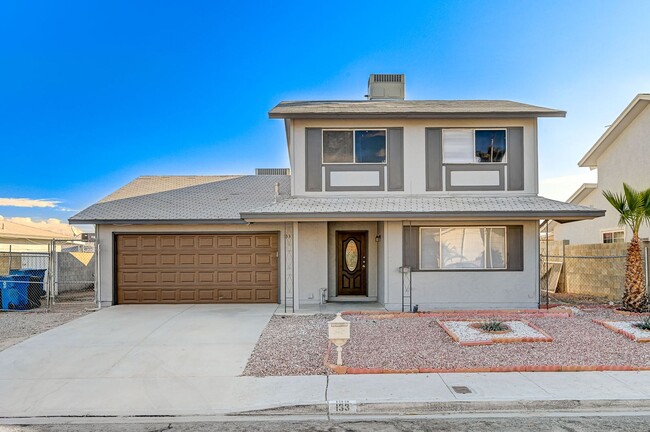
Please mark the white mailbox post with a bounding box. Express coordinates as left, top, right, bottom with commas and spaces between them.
328, 313, 351, 366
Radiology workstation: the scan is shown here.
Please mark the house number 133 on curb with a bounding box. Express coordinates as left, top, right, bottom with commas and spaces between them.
330, 400, 357, 413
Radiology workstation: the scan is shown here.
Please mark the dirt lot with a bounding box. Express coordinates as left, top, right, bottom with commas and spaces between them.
0, 301, 93, 351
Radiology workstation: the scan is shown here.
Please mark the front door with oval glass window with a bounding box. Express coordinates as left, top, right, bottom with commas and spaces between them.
336, 231, 367, 296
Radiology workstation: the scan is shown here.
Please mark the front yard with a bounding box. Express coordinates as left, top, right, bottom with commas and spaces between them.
243, 307, 650, 376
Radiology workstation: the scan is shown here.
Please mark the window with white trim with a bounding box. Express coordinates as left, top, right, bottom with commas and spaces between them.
322, 130, 386, 164
420, 227, 507, 270
442, 129, 507, 163
602, 230, 624, 244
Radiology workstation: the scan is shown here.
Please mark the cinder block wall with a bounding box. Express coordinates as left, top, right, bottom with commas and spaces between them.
540, 241, 650, 299
562, 243, 628, 299
56, 252, 95, 292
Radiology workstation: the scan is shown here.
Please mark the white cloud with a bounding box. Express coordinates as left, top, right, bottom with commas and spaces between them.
539, 170, 598, 201
0, 198, 60, 208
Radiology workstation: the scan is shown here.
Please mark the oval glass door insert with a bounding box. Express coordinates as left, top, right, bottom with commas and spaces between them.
345, 240, 359, 271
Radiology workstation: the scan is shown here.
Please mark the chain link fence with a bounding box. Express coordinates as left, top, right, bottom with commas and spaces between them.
540, 253, 627, 299
0, 239, 96, 312
539, 240, 650, 302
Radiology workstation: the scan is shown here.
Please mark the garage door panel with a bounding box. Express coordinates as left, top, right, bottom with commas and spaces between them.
255, 290, 272, 301
116, 233, 278, 304
236, 254, 253, 265
141, 237, 158, 248
160, 290, 178, 301
179, 254, 195, 265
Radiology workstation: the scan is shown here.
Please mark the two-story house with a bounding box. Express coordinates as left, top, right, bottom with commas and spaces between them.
70, 75, 603, 310
553, 93, 650, 245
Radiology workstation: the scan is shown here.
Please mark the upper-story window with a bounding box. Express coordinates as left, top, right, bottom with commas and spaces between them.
323, 130, 387, 164
442, 129, 507, 164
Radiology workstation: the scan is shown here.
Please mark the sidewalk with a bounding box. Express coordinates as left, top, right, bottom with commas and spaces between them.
3, 371, 650, 419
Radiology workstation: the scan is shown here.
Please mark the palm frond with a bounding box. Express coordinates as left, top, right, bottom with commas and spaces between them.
603, 189, 633, 230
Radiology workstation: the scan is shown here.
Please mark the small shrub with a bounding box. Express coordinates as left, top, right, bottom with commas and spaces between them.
633, 317, 650, 331
479, 320, 508, 332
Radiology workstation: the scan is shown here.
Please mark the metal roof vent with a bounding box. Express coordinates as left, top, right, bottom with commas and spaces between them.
367, 74, 405, 100
255, 168, 291, 175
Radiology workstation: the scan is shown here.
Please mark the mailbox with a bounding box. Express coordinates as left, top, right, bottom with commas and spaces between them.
328, 313, 351, 366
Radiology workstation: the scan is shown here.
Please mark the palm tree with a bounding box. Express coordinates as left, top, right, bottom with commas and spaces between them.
603, 183, 650, 312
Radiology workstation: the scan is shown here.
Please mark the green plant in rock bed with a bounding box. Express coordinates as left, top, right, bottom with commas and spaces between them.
479, 320, 508, 332
633, 317, 650, 331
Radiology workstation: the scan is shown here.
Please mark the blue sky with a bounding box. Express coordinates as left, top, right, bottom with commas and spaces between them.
1, 0, 649, 226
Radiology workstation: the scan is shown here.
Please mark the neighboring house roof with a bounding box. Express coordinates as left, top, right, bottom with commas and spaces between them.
69, 175, 291, 224
0, 218, 79, 241
241, 195, 603, 222
579, 94, 650, 168
269, 100, 566, 119
566, 183, 598, 204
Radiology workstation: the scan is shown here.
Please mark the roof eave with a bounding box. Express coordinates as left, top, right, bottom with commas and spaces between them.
67, 218, 248, 225
578, 95, 650, 168
269, 111, 566, 120
241, 209, 605, 222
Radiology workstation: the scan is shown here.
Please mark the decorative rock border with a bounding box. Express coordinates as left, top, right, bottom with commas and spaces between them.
438, 319, 553, 346
594, 320, 650, 343
612, 309, 650, 317
341, 308, 573, 319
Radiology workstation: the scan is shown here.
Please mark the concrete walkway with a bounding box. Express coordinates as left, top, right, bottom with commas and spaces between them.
1, 305, 650, 418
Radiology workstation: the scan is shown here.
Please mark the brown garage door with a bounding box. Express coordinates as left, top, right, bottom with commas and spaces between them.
115, 233, 278, 304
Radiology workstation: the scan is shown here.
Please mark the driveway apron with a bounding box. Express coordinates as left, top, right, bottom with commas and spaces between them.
0, 304, 325, 417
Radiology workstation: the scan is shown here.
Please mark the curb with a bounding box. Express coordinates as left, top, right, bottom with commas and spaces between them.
235, 398, 650, 417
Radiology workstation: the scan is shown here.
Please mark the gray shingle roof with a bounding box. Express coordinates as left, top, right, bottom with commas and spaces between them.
241, 195, 604, 222
70, 175, 603, 224
69, 175, 290, 224
269, 100, 566, 119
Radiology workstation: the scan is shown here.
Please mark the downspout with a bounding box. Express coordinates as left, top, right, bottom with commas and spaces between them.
95, 225, 101, 309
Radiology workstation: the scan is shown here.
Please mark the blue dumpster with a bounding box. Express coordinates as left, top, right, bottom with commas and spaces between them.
1, 275, 31, 310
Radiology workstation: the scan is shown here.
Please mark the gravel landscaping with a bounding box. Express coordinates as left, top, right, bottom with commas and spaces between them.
243, 308, 650, 376
0, 309, 90, 351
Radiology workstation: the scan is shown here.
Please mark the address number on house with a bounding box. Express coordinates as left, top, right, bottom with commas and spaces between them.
328, 400, 358, 414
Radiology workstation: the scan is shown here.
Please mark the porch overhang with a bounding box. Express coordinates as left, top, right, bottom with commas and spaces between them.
241, 195, 605, 223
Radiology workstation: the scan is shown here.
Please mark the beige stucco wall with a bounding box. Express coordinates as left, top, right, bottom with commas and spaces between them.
382, 220, 540, 310
96, 223, 287, 307
554, 106, 650, 244
295, 222, 328, 304
289, 118, 539, 196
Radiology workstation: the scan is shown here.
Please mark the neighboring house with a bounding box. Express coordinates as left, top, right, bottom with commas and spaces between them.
553, 94, 650, 245
70, 75, 603, 310
0, 218, 80, 253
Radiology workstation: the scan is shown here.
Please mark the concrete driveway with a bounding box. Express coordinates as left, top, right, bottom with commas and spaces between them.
0, 305, 325, 417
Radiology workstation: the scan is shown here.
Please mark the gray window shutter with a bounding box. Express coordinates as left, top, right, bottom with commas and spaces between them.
305, 128, 322, 191
507, 127, 524, 191
387, 128, 404, 191
402, 226, 419, 270
507, 225, 524, 271
425, 128, 443, 191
